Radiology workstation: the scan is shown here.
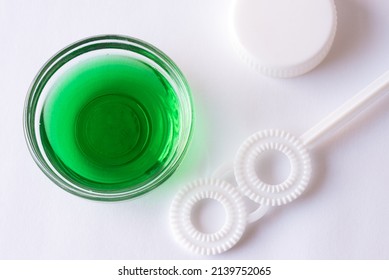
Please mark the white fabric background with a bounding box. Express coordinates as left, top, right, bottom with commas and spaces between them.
1, 0, 389, 259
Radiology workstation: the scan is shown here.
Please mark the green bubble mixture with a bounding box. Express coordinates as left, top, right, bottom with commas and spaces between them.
40, 55, 181, 192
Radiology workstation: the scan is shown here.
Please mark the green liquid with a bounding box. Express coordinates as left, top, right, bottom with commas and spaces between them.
40, 55, 180, 192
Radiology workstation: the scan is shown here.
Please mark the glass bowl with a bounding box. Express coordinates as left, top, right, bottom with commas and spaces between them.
24, 35, 193, 201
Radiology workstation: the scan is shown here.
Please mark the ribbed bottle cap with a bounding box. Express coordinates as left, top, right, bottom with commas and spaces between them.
231, 0, 337, 78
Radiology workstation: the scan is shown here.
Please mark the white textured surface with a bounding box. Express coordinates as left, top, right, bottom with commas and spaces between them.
1, 0, 389, 259
170, 178, 246, 255
234, 129, 311, 206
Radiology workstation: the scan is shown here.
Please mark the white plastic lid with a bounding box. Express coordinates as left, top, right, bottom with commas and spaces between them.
231, 0, 337, 78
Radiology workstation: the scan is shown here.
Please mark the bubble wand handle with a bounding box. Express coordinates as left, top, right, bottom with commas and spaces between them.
301, 71, 389, 146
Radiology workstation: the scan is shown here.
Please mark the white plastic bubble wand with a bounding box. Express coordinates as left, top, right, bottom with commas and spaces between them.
170, 71, 389, 255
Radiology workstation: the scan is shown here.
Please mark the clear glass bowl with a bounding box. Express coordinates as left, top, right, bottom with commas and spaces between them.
24, 35, 193, 201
